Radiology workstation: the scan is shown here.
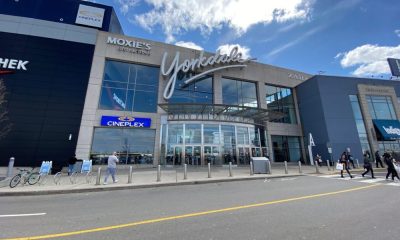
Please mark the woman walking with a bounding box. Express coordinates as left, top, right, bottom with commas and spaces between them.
384, 152, 400, 181
339, 152, 353, 178
361, 150, 375, 178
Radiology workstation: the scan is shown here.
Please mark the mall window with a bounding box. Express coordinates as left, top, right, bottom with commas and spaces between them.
99, 60, 159, 113
349, 95, 370, 153
265, 84, 297, 124
366, 95, 396, 120
90, 128, 156, 165
271, 136, 302, 162
222, 78, 258, 107
168, 72, 213, 104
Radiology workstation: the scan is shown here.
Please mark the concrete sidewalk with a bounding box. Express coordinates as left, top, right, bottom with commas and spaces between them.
0, 163, 341, 196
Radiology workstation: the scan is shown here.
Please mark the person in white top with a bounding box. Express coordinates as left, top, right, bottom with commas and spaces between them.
104, 152, 119, 184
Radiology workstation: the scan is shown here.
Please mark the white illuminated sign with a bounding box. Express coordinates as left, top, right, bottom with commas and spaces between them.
107, 36, 151, 55
0, 58, 29, 71
161, 46, 251, 100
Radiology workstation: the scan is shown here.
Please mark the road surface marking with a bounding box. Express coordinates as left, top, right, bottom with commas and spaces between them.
1, 184, 379, 240
0, 213, 46, 218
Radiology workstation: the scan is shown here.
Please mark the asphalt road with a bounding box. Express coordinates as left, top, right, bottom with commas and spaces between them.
0, 175, 399, 240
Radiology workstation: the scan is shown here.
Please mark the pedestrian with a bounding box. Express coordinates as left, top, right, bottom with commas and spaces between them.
361, 150, 375, 178
104, 152, 119, 184
384, 152, 400, 181
68, 154, 78, 176
314, 154, 322, 165
348, 154, 356, 169
339, 152, 353, 178
375, 150, 384, 168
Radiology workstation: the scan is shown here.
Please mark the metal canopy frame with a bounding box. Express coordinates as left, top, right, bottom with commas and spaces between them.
158, 103, 285, 125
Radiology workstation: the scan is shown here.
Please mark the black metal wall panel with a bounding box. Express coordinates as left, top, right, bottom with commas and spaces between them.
0, 32, 94, 167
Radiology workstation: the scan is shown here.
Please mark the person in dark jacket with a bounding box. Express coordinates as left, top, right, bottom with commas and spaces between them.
339, 152, 353, 178
362, 150, 375, 178
375, 150, 384, 168
68, 154, 78, 176
384, 152, 400, 181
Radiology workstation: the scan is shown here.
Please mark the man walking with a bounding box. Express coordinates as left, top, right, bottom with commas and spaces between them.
375, 150, 384, 168
104, 152, 119, 184
362, 150, 375, 178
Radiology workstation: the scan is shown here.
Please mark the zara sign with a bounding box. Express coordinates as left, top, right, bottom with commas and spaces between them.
160, 47, 252, 100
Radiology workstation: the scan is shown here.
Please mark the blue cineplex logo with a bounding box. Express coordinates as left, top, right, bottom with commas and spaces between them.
101, 116, 151, 128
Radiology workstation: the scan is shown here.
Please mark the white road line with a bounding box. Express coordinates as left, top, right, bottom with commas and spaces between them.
359, 178, 386, 183
0, 213, 46, 218
386, 182, 400, 186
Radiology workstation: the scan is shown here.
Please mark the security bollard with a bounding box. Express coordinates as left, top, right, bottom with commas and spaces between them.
284, 161, 288, 174
128, 166, 133, 184
208, 162, 211, 178
95, 167, 101, 185
7, 157, 15, 178
184, 164, 187, 180
267, 160, 272, 174
356, 159, 360, 169
298, 161, 302, 174
250, 161, 254, 175
315, 161, 320, 174
326, 160, 331, 171
229, 162, 233, 177
157, 165, 161, 182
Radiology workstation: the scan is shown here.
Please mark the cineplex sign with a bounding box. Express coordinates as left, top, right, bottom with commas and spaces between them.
161, 46, 252, 100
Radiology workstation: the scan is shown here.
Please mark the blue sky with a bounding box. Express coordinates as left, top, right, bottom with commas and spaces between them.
87, 0, 400, 78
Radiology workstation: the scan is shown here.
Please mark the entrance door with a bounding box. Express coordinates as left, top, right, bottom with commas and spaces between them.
204, 146, 220, 165
238, 147, 251, 164
174, 146, 183, 165
185, 146, 201, 165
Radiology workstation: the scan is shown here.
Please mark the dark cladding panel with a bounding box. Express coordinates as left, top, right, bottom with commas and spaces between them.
0, 32, 94, 167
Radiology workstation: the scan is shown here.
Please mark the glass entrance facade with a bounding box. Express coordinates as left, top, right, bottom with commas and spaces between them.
160, 122, 268, 166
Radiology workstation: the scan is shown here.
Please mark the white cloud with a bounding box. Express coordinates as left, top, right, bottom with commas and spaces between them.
217, 44, 251, 59
116, 0, 139, 15
175, 41, 204, 51
134, 0, 314, 43
337, 44, 400, 76
395, 29, 400, 38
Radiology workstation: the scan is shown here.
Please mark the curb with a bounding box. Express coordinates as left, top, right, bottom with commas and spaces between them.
0, 174, 304, 197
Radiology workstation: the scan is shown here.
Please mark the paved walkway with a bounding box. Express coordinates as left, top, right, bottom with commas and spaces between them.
0, 163, 356, 196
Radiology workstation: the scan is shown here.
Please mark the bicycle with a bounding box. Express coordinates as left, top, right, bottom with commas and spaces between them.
9, 168, 41, 188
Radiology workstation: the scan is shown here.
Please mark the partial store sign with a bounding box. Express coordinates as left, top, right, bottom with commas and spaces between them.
75, 4, 105, 28
0, 57, 29, 75
101, 116, 151, 128
387, 58, 400, 77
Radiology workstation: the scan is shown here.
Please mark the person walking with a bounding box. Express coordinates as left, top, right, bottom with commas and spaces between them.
104, 152, 119, 184
384, 152, 400, 181
339, 152, 353, 178
68, 154, 78, 176
361, 150, 375, 178
375, 150, 384, 168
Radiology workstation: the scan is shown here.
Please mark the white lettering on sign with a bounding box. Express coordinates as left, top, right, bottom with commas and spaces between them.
0, 58, 29, 70
113, 93, 126, 109
383, 125, 400, 135
107, 36, 151, 50
288, 73, 307, 80
161, 46, 252, 100
106, 121, 145, 127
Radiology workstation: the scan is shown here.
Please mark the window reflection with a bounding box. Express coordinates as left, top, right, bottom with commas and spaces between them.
99, 60, 159, 113
222, 78, 258, 107
90, 128, 155, 165
168, 72, 213, 103
265, 84, 297, 124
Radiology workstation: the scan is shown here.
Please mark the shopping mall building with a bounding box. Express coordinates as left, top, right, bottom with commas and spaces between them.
1, 0, 400, 167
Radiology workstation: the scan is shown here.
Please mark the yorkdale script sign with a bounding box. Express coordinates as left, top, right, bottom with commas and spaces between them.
160, 47, 252, 100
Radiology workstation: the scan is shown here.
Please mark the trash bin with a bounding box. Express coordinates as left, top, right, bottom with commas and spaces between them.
251, 157, 269, 174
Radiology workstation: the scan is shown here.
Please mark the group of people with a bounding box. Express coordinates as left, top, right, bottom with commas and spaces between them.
337, 149, 400, 181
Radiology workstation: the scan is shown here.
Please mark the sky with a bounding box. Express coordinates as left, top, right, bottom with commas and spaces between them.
86, 0, 400, 79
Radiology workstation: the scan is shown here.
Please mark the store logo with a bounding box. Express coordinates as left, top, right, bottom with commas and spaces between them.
75, 4, 105, 28
288, 73, 307, 80
101, 116, 151, 128
161, 46, 252, 100
383, 125, 400, 135
0, 58, 29, 74
107, 36, 151, 55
